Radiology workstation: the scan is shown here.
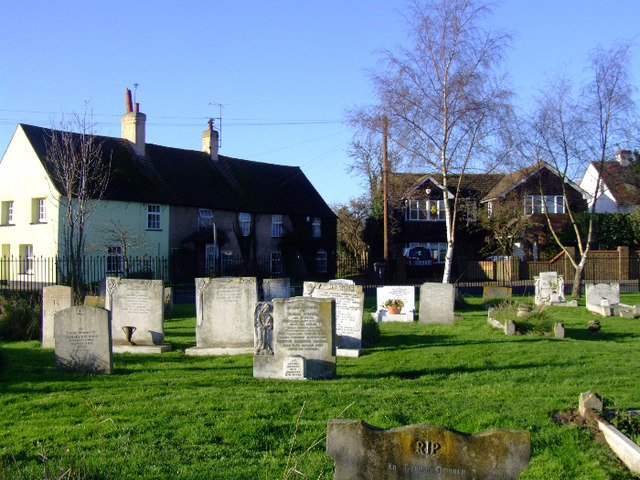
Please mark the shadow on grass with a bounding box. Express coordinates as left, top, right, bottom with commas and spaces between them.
563, 328, 637, 342
347, 360, 557, 380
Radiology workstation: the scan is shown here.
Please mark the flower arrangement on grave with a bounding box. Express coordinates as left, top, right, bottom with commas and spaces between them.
384, 298, 404, 314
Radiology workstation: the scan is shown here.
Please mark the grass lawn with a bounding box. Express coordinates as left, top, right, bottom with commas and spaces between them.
1, 294, 640, 479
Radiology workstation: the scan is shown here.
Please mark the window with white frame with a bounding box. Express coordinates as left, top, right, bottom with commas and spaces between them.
270, 251, 282, 275
238, 212, 251, 236
19, 244, 33, 274
465, 199, 477, 222
312, 217, 321, 238
198, 209, 214, 231
408, 242, 448, 264
316, 249, 327, 273
524, 195, 565, 215
106, 246, 123, 273
147, 204, 161, 230
272, 215, 283, 238
31, 198, 46, 223
1, 201, 14, 225
406, 199, 446, 221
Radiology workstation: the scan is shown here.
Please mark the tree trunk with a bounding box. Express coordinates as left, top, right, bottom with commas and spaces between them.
571, 257, 586, 298
442, 242, 454, 284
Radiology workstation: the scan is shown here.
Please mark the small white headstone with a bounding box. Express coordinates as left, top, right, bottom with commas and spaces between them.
375, 285, 415, 322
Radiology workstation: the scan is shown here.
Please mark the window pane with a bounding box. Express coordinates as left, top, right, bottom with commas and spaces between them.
239, 212, 251, 236
272, 215, 283, 237
312, 217, 321, 237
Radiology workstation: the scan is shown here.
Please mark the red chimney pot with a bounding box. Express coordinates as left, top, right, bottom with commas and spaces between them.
126, 89, 133, 113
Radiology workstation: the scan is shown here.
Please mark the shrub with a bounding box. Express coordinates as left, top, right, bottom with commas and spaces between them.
610, 411, 640, 445
491, 298, 553, 335
0, 291, 42, 341
361, 316, 380, 347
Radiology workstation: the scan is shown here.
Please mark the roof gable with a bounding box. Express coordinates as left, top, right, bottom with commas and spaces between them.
591, 160, 640, 206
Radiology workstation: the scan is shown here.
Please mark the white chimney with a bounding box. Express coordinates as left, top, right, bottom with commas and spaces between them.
202, 119, 219, 161
121, 88, 146, 156
616, 150, 633, 167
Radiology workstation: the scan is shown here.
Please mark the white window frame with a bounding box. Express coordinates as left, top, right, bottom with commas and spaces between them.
465, 199, 477, 222
2, 201, 14, 225
238, 212, 251, 236
270, 251, 282, 275
316, 249, 327, 273
19, 244, 33, 274
524, 195, 565, 215
106, 245, 123, 273
147, 204, 161, 230
272, 215, 283, 238
408, 241, 447, 264
406, 199, 446, 222
198, 209, 214, 231
312, 217, 321, 238
37, 198, 46, 222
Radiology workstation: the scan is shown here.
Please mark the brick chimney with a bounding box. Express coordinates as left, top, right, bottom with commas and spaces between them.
202, 119, 219, 161
121, 88, 146, 156
616, 150, 633, 167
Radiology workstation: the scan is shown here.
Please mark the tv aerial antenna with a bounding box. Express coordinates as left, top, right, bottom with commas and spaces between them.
208, 102, 228, 149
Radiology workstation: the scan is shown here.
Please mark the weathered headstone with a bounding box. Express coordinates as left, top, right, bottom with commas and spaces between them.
263, 278, 290, 301
83, 295, 104, 308
579, 390, 603, 417
303, 281, 364, 357
163, 287, 173, 317
42, 285, 73, 348
185, 277, 258, 356
482, 286, 512, 303
375, 285, 415, 322
534, 272, 570, 306
419, 283, 455, 325
54, 306, 113, 374
326, 419, 530, 480
328, 278, 355, 285
253, 296, 336, 379
554, 322, 565, 338
105, 277, 170, 353
586, 283, 620, 316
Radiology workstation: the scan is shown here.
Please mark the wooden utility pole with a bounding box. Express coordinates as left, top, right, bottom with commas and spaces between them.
382, 115, 389, 261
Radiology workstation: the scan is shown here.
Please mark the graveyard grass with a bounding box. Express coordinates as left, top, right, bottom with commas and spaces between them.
2, 294, 640, 479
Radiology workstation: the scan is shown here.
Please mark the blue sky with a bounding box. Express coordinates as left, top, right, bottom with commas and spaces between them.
1, 1, 638, 206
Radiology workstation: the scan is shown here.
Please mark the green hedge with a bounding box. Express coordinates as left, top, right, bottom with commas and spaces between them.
0, 291, 42, 341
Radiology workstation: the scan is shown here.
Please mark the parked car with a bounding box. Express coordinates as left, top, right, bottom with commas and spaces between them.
403, 247, 433, 266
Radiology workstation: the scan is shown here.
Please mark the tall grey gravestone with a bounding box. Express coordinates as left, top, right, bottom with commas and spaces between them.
419, 283, 455, 324
54, 306, 113, 374
303, 281, 364, 357
42, 285, 73, 348
253, 296, 336, 379
263, 278, 290, 301
326, 419, 530, 480
105, 277, 170, 354
185, 277, 258, 356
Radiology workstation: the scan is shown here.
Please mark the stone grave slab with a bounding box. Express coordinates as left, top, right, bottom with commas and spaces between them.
419, 283, 455, 325
105, 277, 170, 354
253, 296, 336, 379
263, 278, 290, 301
326, 419, 530, 480
54, 306, 113, 374
42, 285, 73, 348
586, 283, 622, 316
374, 285, 415, 322
303, 281, 364, 357
482, 286, 512, 303
185, 277, 258, 356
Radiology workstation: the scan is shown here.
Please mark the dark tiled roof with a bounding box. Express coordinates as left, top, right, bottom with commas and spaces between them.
394, 171, 504, 199
591, 161, 640, 206
20, 123, 335, 218
482, 162, 545, 201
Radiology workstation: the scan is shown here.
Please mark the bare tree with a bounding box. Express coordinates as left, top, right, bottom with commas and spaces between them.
521, 43, 636, 297
333, 198, 369, 260
46, 112, 111, 295
476, 197, 533, 257
367, 0, 512, 282
92, 219, 150, 278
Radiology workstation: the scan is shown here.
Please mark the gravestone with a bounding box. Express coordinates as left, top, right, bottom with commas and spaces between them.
375, 285, 415, 322
42, 285, 73, 348
586, 283, 620, 316
328, 278, 355, 285
54, 306, 113, 374
83, 295, 104, 307
419, 283, 455, 325
303, 281, 364, 357
534, 272, 571, 306
163, 287, 173, 317
263, 278, 290, 301
326, 419, 530, 480
554, 322, 565, 338
105, 277, 170, 354
185, 277, 258, 356
482, 286, 512, 303
253, 296, 336, 379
